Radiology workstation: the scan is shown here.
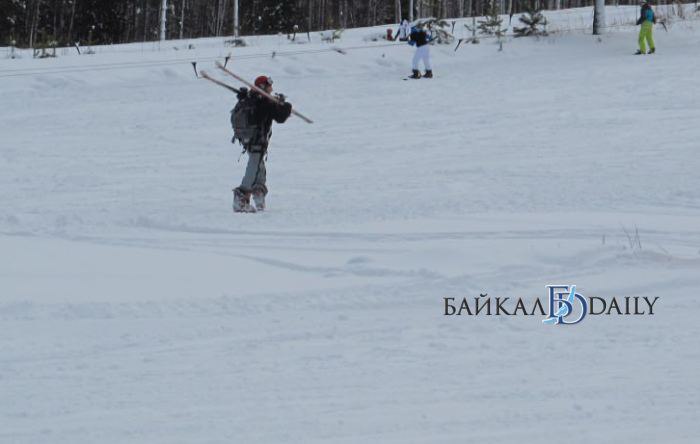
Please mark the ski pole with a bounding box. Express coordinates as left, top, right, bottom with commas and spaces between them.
215, 62, 314, 124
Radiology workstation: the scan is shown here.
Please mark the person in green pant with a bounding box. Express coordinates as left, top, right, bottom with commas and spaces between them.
636, 1, 656, 55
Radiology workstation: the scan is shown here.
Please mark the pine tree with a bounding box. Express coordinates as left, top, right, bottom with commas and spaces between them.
513, 1, 548, 38
478, 0, 507, 38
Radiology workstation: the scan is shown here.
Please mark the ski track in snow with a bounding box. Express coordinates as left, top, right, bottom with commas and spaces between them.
1, 6, 700, 443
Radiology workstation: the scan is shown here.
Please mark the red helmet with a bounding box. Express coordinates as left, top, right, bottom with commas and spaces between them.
254, 75, 272, 88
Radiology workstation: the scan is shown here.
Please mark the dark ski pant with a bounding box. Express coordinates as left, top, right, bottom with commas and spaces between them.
239, 146, 266, 194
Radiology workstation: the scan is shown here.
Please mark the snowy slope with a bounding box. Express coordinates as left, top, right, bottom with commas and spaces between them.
2, 6, 700, 443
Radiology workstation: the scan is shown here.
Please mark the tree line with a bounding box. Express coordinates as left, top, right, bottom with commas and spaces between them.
2, 0, 652, 48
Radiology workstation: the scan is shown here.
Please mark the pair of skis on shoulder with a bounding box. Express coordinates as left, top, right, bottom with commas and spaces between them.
200, 62, 314, 124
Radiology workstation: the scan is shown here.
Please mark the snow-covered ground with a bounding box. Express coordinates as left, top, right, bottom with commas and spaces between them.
2, 6, 700, 443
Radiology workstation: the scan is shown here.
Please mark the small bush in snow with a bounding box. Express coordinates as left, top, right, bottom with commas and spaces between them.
33, 38, 58, 59
320, 29, 344, 43
463, 17, 481, 45
514, 1, 548, 38
224, 38, 247, 47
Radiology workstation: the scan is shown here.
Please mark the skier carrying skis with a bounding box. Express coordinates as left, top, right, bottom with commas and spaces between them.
396, 19, 411, 41
408, 26, 433, 79
232, 75, 292, 213
636, 1, 656, 55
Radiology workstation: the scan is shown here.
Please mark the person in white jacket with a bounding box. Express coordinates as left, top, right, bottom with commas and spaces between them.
396, 19, 410, 41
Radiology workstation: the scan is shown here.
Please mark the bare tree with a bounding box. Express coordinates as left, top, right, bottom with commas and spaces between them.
67, 0, 77, 43
593, 0, 606, 34
29, 0, 41, 48
180, 0, 186, 40
160, 0, 167, 40
233, 0, 239, 36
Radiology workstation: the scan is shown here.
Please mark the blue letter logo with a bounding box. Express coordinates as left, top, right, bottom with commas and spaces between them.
543, 285, 588, 325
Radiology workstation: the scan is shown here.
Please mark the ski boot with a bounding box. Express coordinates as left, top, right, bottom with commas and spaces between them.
409, 69, 422, 79
634, 50, 643, 55
648, 47, 655, 54
423, 70, 433, 78
252, 185, 267, 212
233, 188, 256, 213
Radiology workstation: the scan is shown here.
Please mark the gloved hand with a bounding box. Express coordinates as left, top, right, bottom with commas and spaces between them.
275, 93, 286, 102
237, 87, 248, 100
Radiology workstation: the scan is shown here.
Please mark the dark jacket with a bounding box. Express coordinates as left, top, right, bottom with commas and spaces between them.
238, 89, 292, 149
409, 29, 430, 47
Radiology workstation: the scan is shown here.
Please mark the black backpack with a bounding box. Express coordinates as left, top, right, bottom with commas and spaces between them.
230, 95, 260, 145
